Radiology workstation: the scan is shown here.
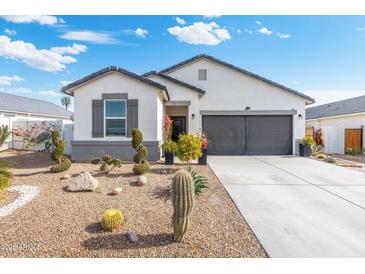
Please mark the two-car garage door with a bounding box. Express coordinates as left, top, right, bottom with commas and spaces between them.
202, 115, 293, 155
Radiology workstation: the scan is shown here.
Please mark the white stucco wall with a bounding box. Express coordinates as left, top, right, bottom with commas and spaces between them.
306, 113, 365, 154
72, 71, 162, 142
146, 75, 201, 134
165, 58, 309, 152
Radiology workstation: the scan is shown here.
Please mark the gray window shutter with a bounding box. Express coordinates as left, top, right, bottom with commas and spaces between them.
92, 99, 104, 138
127, 99, 138, 137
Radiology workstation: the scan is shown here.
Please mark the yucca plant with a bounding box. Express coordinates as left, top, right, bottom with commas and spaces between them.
186, 166, 208, 195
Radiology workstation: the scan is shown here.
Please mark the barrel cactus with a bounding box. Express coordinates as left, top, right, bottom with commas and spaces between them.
172, 170, 195, 242
101, 209, 124, 231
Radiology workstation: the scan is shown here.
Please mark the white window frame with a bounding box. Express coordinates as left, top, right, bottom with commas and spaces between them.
104, 99, 127, 137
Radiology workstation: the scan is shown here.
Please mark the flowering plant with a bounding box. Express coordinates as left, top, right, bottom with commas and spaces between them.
163, 114, 173, 141
197, 132, 208, 149
314, 129, 324, 147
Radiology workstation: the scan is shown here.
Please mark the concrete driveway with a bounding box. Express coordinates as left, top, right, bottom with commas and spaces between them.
209, 156, 365, 257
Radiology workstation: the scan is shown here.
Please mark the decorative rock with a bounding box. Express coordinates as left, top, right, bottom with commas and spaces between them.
161, 170, 167, 175
112, 187, 122, 195
61, 174, 71, 180
67, 172, 99, 192
126, 231, 138, 243
137, 175, 147, 186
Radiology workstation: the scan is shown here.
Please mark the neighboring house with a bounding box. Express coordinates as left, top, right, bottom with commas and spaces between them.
306, 95, 365, 154
0, 92, 73, 150
62, 54, 314, 161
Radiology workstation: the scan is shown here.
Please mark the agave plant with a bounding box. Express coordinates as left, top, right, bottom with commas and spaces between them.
186, 166, 208, 195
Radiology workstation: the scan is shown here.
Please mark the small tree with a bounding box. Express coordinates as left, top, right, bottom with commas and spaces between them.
49, 130, 71, 173
61, 96, 71, 110
91, 154, 122, 175
176, 134, 203, 165
132, 128, 150, 175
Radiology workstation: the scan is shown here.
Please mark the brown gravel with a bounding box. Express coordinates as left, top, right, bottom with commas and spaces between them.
0, 149, 266, 258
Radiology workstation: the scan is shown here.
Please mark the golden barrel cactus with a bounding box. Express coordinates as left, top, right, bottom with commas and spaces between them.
172, 170, 194, 242
101, 209, 124, 231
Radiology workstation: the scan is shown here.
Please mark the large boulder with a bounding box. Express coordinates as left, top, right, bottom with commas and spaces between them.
68, 172, 99, 192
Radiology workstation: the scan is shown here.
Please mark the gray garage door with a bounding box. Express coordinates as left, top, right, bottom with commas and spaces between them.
202, 115, 292, 155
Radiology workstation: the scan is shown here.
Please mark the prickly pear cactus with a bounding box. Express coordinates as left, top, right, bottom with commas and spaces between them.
172, 170, 194, 242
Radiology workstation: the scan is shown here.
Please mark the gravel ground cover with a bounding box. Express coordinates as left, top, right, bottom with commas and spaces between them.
0, 149, 266, 258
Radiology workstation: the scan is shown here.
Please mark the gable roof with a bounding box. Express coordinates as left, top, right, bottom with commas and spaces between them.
159, 54, 315, 103
143, 71, 206, 95
306, 95, 365, 120
61, 66, 170, 100
0, 92, 72, 119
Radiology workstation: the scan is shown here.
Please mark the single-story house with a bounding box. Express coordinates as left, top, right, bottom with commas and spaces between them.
0, 92, 73, 150
306, 95, 365, 154
61, 54, 314, 161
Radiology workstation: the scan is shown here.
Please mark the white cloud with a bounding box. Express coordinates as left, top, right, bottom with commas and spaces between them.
167, 21, 231, 46
236, 29, 242, 34
1, 15, 62, 26
176, 17, 186, 25
305, 90, 365, 106
13, 87, 31, 94
2, 86, 32, 94
60, 31, 117, 44
61, 80, 73, 87
357, 27, 365, 31
39, 90, 59, 97
255, 21, 262, 25
135, 28, 148, 38
0, 35, 79, 72
292, 80, 299, 85
4, 28, 16, 36
277, 33, 291, 39
244, 29, 253, 34
204, 15, 221, 19
51, 43, 87, 55
0, 75, 23, 86
257, 27, 273, 35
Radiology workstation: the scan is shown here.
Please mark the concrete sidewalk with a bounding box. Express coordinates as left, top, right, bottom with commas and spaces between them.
209, 156, 365, 257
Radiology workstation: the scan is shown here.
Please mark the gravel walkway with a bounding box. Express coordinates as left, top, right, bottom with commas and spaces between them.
0, 149, 266, 258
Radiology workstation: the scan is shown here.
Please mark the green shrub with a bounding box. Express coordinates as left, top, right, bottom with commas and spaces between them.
346, 148, 363, 156
50, 156, 71, 173
91, 154, 122, 174
161, 139, 177, 153
0, 174, 10, 202
53, 140, 65, 163
0, 167, 12, 178
176, 134, 203, 164
132, 128, 149, 174
302, 137, 315, 146
186, 167, 208, 195
0, 125, 10, 146
133, 160, 150, 175
0, 174, 10, 190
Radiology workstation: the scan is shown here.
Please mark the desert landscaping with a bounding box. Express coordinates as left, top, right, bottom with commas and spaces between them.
0, 149, 266, 258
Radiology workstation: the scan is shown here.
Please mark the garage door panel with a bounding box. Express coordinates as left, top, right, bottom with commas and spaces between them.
202, 115, 245, 155
246, 115, 292, 155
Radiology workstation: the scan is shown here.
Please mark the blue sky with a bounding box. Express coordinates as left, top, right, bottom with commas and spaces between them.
1, 15, 365, 109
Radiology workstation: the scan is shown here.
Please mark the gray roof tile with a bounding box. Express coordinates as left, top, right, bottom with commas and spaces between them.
0, 92, 72, 119
306, 95, 365, 119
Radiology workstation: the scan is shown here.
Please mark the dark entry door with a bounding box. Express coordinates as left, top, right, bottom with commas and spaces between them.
171, 116, 186, 142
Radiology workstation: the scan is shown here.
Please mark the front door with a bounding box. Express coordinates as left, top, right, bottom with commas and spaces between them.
171, 116, 186, 142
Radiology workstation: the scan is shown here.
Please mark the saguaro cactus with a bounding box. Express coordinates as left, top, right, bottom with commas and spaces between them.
172, 170, 194, 242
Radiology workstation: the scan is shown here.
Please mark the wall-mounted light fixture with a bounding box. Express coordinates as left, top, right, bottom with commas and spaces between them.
298, 114, 303, 119
192, 113, 195, 120
245, 106, 251, 111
